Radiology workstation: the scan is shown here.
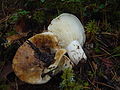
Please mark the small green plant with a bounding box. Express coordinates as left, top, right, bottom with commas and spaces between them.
40, 0, 46, 3
60, 68, 75, 90
85, 20, 99, 34
91, 3, 105, 13
94, 42, 101, 53
0, 78, 10, 90
88, 71, 96, 78
60, 68, 89, 90
9, 9, 30, 23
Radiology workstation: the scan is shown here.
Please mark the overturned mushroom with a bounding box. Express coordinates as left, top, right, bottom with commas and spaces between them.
12, 32, 73, 84
48, 13, 87, 65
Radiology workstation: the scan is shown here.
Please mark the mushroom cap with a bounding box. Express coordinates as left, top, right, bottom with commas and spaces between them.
12, 32, 70, 84
48, 13, 86, 48
52, 55, 73, 75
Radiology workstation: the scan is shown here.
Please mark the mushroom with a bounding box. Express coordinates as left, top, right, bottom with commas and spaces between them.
48, 13, 87, 65
12, 32, 73, 84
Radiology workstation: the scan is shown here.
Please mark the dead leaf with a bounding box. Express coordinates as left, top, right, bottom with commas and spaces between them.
6, 34, 25, 44
92, 61, 98, 71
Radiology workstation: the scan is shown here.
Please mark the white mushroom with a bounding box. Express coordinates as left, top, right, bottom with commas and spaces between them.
12, 32, 73, 84
48, 13, 87, 65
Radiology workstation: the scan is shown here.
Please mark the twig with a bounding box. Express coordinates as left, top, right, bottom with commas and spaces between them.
96, 37, 108, 47
0, 16, 10, 24
98, 32, 118, 37
100, 47, 111, 55
0, 61, 6, 75
2, 1, 6, 16
83, 86, 90, 89
90, 54, 107, 58
95, 81, 115, 89
15, 77, 19, 90
100, 47, 116, 60
87, 60, 95, 72
87, 78, 98, 88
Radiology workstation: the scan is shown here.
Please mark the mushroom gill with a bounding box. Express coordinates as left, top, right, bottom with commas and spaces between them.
48, 13, 87, 65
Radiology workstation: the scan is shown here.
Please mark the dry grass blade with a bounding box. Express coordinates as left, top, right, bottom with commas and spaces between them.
0, 16, 10, 24
95, 81, 115, 89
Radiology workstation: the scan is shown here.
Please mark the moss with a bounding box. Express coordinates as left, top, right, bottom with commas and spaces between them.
32, 10, 46, 24
60, 68, 89, 90
85, 20, 99, 34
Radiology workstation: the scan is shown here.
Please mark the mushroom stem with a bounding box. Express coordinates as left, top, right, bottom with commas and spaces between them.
66, 40, 87, 65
